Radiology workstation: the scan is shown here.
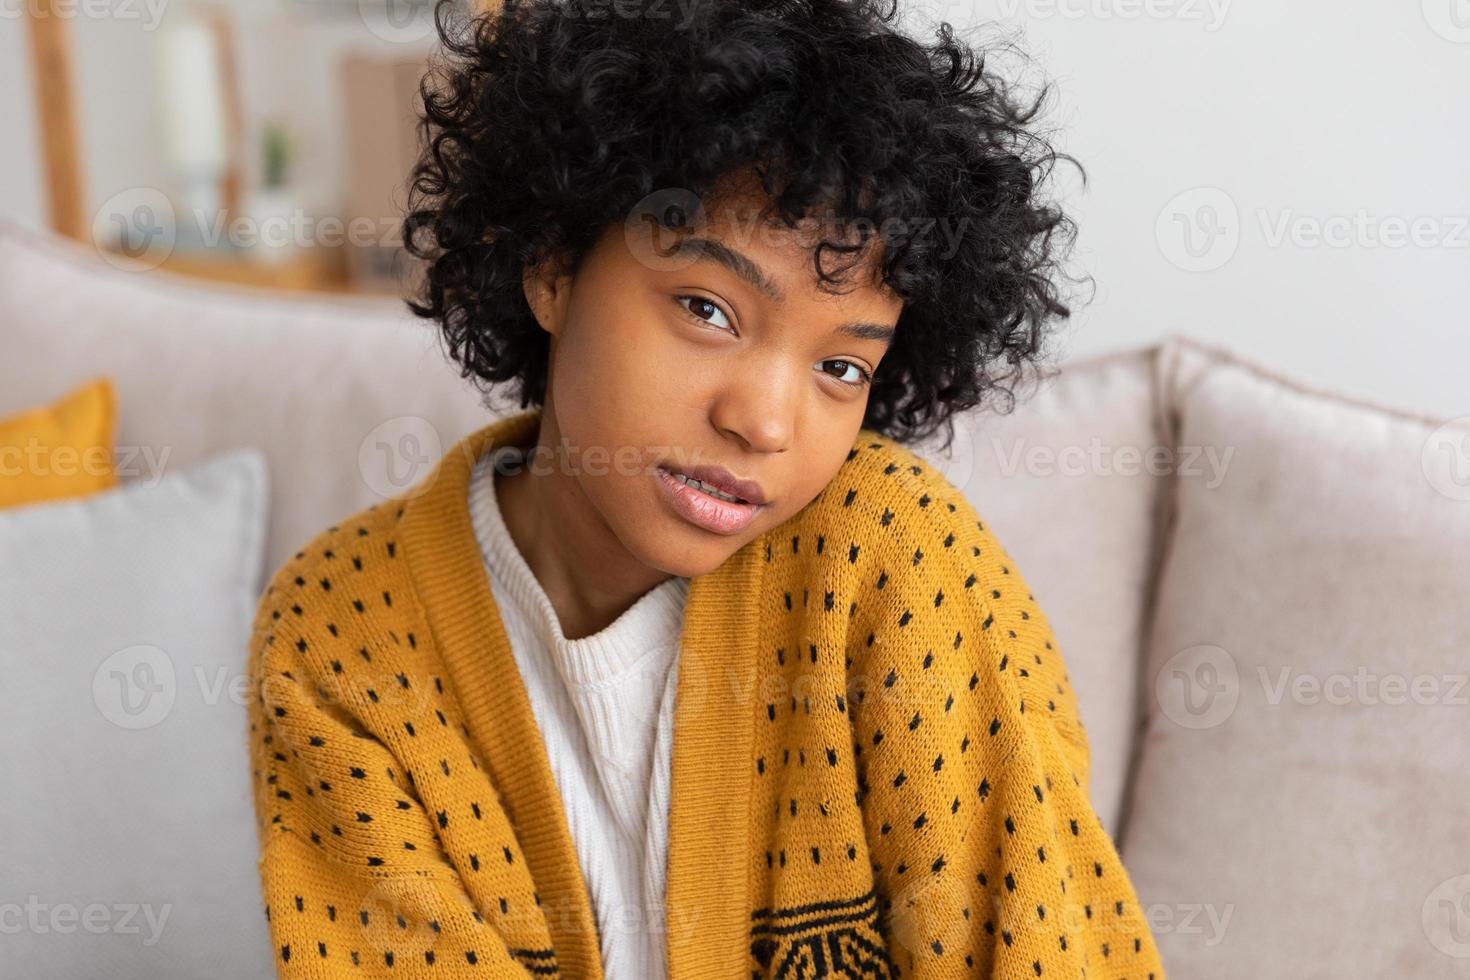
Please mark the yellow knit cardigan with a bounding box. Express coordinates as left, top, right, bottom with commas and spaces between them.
246, 408, 1164, 979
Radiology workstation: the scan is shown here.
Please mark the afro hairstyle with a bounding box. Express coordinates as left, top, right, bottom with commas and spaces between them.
402, 0, 1086, 448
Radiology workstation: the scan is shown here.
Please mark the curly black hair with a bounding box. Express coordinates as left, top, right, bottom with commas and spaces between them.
402, 0, 1085, 448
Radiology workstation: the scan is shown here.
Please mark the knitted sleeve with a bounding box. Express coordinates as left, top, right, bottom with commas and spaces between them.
245, 557, 542, 978
846, 468, 1164, 979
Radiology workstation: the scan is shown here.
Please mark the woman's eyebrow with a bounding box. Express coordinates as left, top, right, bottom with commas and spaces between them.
667, 236, 895, 344
836, 321, 896, 344
667, 236, 785, 302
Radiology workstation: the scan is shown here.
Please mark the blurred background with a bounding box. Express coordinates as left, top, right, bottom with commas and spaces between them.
1, 0, 1466, 413
1, 0, 491, 296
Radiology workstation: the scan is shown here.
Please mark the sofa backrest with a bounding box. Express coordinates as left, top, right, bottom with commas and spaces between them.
0, 219, 493, 577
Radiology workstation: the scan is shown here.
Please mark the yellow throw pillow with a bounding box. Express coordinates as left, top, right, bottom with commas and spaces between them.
0, 377, 118, 510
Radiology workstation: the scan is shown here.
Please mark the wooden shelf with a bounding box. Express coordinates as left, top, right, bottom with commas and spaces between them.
153, 246, 352, 294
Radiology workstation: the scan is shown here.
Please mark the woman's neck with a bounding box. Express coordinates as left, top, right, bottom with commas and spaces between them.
492, 416, 674, 640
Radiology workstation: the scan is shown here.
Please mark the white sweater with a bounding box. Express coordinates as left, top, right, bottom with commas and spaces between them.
467, 450, 688, 980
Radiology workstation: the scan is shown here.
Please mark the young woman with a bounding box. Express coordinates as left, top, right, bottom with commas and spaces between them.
245, 1, 1165, 977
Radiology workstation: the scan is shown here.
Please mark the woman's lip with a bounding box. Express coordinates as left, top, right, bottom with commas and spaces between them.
654, 467, 763, 535
663, 462, 768, 506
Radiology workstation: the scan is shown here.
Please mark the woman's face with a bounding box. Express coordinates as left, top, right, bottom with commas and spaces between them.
524, 188, 904, 579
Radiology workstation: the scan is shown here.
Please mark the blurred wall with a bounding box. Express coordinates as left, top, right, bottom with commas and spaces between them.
0, 17, 45, 231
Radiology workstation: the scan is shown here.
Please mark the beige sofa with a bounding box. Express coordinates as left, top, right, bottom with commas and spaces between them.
4, 217, 1467, 978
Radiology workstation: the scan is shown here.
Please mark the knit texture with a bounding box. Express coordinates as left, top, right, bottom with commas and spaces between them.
245, 407, 1165, 979
468, 444, 687, 980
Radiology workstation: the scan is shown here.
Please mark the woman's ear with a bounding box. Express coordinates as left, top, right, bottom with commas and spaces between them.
522, 252, 573, 338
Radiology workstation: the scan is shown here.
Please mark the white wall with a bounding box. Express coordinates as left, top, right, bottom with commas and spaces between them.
0, 14, 46, 232
898, 0, 1469, 419
3, 0, 1465, 419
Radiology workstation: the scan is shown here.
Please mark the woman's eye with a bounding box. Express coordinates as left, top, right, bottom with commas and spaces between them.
817, 359, 872, 387
675, 295, 734, 333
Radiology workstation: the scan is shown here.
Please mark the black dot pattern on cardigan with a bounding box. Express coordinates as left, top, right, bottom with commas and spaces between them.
245, 424, 1165, 979
744, 436, 1161, 979
247, 504, 564, 977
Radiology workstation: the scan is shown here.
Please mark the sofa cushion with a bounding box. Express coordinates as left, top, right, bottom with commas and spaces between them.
1120, 337, 1470, 976
0, 219, 491, 580
0, 375, 117, 510
0, 448, 272, 978
911, 347, 1167, 837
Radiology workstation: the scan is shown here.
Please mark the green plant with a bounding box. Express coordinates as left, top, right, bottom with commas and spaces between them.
261, 120, 293, 189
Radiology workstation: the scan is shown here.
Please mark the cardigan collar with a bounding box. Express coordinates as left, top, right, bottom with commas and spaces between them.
397, 407, 766, 980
